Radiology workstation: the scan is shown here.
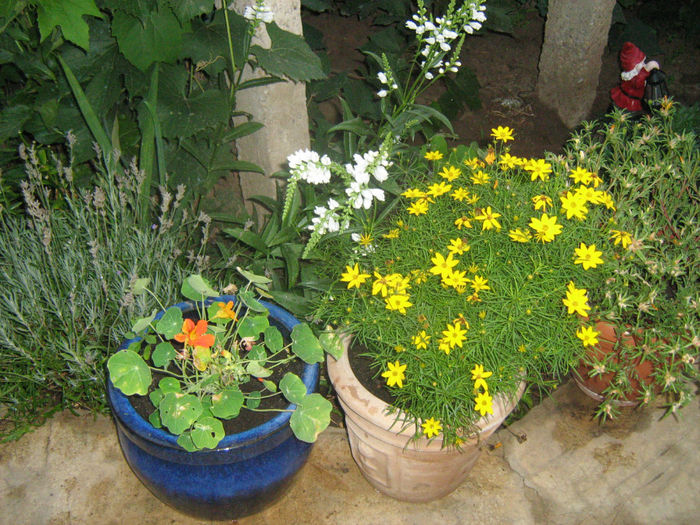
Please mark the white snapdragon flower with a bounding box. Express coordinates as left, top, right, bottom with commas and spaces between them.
243, 1, 274, 23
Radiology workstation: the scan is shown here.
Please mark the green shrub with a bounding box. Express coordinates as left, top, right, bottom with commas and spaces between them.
0, 137, 210, 440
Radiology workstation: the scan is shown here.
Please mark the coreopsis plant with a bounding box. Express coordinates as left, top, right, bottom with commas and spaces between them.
313, 128, 625, 446
566, 103, 699, 419
107, 272, 340, 451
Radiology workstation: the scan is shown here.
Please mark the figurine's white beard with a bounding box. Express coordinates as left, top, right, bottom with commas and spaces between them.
621, 59, 646, 81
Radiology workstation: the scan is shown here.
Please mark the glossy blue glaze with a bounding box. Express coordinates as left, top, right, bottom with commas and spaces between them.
107, 296, 319, 520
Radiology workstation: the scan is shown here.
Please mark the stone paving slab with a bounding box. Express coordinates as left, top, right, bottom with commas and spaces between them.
1, 380, 697, 524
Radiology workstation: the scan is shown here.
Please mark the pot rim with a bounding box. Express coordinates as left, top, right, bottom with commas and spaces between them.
107, 296, 319, 452
327, 333, 524, 449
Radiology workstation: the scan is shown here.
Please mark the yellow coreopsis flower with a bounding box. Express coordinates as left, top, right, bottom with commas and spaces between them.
412, 330, 431, 350
529, 213, 563, 243
575, 185, 604, 205
569, 166, 593, 185
576, 325, 600, 347
439, 165, 462, 181
447, 237, 470, 255
451, 187, 470, 201
340, 263, 370, 289
407, 199, 429, 216
386, 273, 410, 294
430, 252, 459, 278
574, 242, 603, 270
372, 271, 391, 297
464, 157, 485, 169
471, 170, 490, 185
560, 191, 589, 220
599, 192, 615, 210
491, 125, 515, 142
509, 228, 532, 243
443, 269, 469, 290
499, 152, 522, 169
442, 322, 468, 349
385, 294, 413, 314
524, 158, 552, 181
474, 391, 494, 416
563, 281, 591, 317
469, 275, 490, 293
427, 181, 452, 197
424, 150, 443, 161
610, 229, 632, 249
471, 364, 493, 391
532, 194, 553, 211
474, 206, 502, 230
381, 360, 407, 388
421, 417, 442, 438
383, 228, 400, 239
401, 187, 426, 199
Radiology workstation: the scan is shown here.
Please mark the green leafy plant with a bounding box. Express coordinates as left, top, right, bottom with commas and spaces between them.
107, 272, 341, 451
567, 103, 699, 419
0, 136, 208, 441
0, 0, 324, 205
310, 128, 621, 446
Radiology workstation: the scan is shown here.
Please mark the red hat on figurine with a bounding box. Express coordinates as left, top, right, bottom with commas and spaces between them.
619, 42, 645, 72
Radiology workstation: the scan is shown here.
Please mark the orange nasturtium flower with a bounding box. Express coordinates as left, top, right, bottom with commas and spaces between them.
175, 319, 215, 348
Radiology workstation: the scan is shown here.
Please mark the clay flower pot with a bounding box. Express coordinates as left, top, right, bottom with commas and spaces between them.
574, 321, 655, 406
327, 338, 524, 502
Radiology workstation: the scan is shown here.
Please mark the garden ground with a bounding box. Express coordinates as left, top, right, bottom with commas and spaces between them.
1, 380, 697, 524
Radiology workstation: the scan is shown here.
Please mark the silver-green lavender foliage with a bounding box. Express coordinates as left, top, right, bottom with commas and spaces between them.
0, 138, 210, 440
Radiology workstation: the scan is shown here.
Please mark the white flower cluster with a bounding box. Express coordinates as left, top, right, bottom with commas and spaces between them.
344, 150, 391, 210
243, 0, 273, 24
310, 199, 344, 236
405, 1, 486, 79
377, 71, 398, 98
287, 149, 332, 185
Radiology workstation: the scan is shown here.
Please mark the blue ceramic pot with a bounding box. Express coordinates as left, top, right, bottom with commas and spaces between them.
107, 296, 319, 521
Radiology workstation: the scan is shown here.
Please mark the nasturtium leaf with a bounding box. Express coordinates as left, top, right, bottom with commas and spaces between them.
149, 389, 164, 407
289, 394, 332, 443
107, 350, 151, 396
238, 315, 269, 339
145, 334, 157, 345
264, 326, 283, 353
210, 389, 244, 419
155, 307, 183, 339
148, 409, 162, 429
191, 416, 225, 449
246, 361, 272, 378
262, 379, 277, 392
291, 323, 323, 364
152, 342, 176, 368
131, 277, 150, 295
237, 290, 268, 313
177, 431, 197, 452
159, 392, 202, 435
246, 391, 261, 410
158, 377, 181, 393
247, 346, 266, 362
132, 310, 157, 333
319, 331, 344, 360
126, 339, 142, 353
181, 274, 218, 301
193, 346, 212, 371
279, 372, 306, 405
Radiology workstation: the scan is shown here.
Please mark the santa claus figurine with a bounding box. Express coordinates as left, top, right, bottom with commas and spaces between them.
610, 42, 660, 112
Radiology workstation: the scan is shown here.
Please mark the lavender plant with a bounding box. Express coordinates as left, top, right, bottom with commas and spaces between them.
0, 136, 210, 440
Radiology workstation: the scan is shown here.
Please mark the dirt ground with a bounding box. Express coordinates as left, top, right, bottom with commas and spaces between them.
304, 6, 699, 158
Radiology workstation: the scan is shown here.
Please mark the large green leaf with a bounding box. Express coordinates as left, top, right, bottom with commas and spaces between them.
289, 394, 331, 443
238, 315, 270, 339
251, 22, 325, 82
319, 331, 344, 360
279, 372, 306, 405
159, 392, 203, 435
210, 389, 244, 419
107, 350, 152, 396
152, 342, 177, 368
291, 323, 323, 364
181, 274, 218, 301
37, 0, 102, 51
169, 0, 214, 25
112, 7, 187, 71
191, 416, 224, 449
158, 89, 229, 139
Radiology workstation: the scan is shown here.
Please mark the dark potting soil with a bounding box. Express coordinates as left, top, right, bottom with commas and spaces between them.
347, 344, 397, 407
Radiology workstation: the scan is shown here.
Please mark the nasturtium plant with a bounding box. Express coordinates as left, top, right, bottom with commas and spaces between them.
107, 271, 338, 451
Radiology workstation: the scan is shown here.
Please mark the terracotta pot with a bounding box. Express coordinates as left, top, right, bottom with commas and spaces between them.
327, 337, 524, 502
574, 321, 655, 406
